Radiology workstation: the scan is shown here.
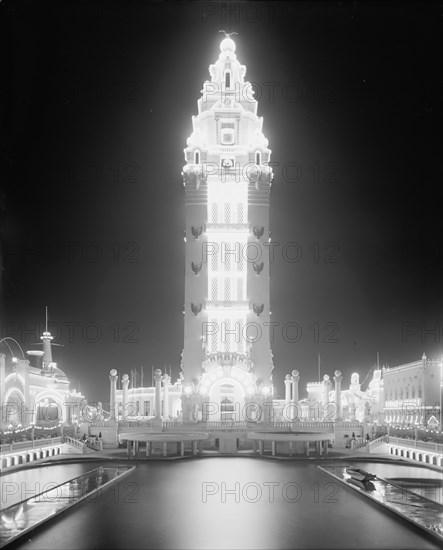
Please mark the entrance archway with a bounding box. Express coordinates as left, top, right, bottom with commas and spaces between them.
36, 398, 62, 422
208, 378, 245, 421
198, 365, 258, 422
5, 390, 25, 426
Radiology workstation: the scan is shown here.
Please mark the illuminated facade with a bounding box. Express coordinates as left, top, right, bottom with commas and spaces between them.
383, 354, 442, 426
181, 35, 274, 421
0, 326, 84, 433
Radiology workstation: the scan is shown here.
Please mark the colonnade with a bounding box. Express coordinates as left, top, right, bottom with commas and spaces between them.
284, 369, 343, 421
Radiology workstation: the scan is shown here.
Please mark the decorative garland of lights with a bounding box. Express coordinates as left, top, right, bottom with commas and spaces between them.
1, 421, 64, 435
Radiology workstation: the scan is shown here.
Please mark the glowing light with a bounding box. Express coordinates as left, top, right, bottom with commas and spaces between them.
184, 385, 193, 396
261, 386, 271, 396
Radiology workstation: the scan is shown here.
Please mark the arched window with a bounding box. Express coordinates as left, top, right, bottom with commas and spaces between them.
255, 151, 261, 165
418, 385, 422, 399
194, 150, 200, 165
225, 71, 231, 88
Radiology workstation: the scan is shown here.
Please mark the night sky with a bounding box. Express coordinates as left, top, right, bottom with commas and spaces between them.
1, 1, 442, 404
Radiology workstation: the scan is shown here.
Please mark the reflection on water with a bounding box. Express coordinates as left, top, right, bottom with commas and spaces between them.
1, 464, 98, 509
0, 466, 133, 548
349, 461, 443, 505
320, 465, 442, 540
2, 459, 441, 549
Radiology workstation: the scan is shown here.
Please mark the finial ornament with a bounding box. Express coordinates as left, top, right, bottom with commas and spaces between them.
219, 31, 237, 53
218, 30, 238, 38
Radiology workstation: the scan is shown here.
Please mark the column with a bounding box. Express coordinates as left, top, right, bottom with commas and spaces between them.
0, 354, 5, 405
162, 374, 171, 419
322, 375, 331, 420
122, 374, 129, 419
271, 441, 276, 456
291, 370, 300, 420
0, 354, 5, 426
154, 369, 162, 419
333, 370, 343, 422
127, 440, 131, 458
192, 440, 197, 455
109, 369, 118, 421
16, 360, 31, 425
163, 441, 167, 457
180, 441, 184, 456
349, 402, 356, 422
146, 441, 151, 457
284, 374, 292, 403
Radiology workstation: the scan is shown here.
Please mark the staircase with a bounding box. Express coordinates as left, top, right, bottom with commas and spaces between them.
62, 436, 95, 454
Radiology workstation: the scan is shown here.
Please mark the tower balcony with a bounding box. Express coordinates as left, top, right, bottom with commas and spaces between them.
205, 300, 250, 312
205, 223, 250, 234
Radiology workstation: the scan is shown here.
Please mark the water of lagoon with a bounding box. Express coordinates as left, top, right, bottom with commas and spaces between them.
1, 458, 441, 549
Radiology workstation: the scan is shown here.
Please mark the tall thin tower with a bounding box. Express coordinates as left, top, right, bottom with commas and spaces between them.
181, 35, 274, 421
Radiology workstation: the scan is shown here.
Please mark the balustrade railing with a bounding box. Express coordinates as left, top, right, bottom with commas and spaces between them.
162, 421, 183, 429
368, 435, 389, 450
351, 438, 368, 450
62, 435, 86, 450
0, 437, 63, 454
205, 421, 248, 429
387, 436, 443, 454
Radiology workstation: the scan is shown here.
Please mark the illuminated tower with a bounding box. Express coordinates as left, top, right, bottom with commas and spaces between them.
181, 34, 274, 421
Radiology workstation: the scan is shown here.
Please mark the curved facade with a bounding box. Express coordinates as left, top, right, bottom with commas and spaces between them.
0, 330, 84, 433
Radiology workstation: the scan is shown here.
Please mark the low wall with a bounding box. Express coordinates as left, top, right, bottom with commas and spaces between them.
333, 425, 363, 448
90, 424, 119, 448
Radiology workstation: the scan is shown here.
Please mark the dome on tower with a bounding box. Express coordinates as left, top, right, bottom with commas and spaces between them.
220, 37, 236, 52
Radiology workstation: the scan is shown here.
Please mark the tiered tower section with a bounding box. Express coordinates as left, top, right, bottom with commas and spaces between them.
182, 36, 274, 402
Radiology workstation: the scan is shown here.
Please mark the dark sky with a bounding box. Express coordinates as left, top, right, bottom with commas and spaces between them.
1, 0, 442, 403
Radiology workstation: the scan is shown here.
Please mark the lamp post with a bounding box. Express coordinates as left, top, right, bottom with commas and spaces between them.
0, 337, 26, 360
440, 360, 442, 434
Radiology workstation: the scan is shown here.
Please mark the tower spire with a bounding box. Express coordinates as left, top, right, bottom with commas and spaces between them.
41, 306, 53, 369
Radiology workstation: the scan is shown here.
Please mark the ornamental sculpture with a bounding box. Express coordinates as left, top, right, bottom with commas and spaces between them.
191, 302, 203, 316
191, 261, 202, 275
253, 303, 264, 316
253, 261, 264, 275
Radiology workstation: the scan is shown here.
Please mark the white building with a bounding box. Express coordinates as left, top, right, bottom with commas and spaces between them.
383, 354, 442, 426
1, 327, 84, 434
